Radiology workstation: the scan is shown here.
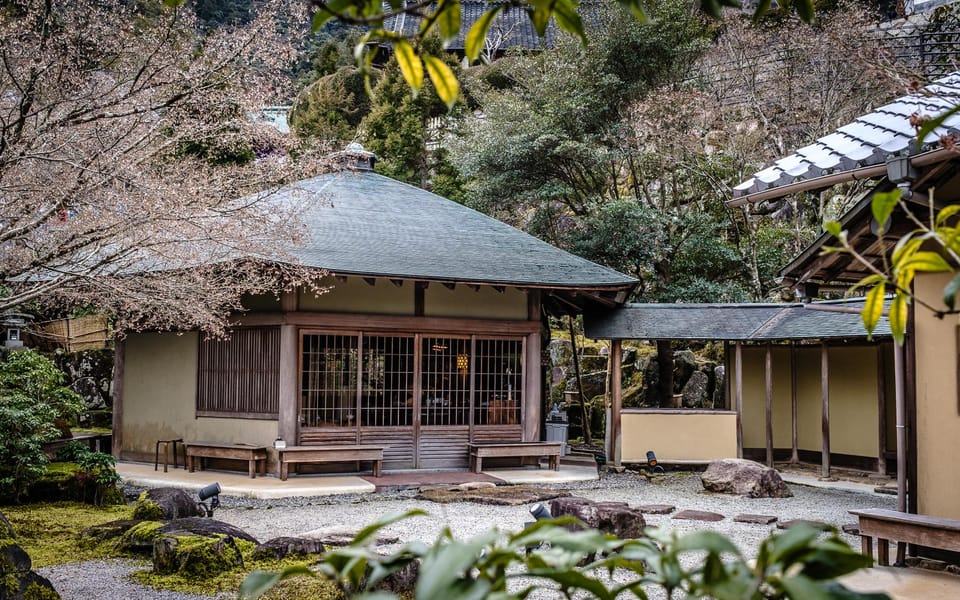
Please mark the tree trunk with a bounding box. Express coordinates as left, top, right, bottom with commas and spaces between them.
656, 339, 674, 408
568, 316, 592, 445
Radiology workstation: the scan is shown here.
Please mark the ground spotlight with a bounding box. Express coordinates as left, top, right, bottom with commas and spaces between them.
197, 482, 221, 517
529, 503, 551, 521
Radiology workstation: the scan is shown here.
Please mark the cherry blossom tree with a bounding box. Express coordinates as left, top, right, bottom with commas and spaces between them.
0, 0, 324, 334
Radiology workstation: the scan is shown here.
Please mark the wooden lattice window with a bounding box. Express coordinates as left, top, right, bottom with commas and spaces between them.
361, 335, 415, 426
475, 338, 523, 425
421, 336, 472, 426
301, 333, 359, 427
197, 327, 280, 418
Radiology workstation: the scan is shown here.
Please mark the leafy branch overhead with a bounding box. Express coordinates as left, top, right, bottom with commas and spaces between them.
297, 0, 817, 109
824, 189, 960, 344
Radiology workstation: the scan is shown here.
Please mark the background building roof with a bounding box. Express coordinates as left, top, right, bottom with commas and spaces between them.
730, 72, 960, 206
583, 298, 890, 342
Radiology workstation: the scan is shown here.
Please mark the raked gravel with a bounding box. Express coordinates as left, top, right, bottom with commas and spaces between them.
38, 470, 896, 600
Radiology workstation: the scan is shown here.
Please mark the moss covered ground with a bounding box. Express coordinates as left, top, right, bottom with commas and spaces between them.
3, 502, 343, 599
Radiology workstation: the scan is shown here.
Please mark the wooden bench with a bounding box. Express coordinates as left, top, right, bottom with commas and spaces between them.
278, 445, 384, 481
850, 508, 960, 565
468, 442, 562, 473
185, 441, 268, 479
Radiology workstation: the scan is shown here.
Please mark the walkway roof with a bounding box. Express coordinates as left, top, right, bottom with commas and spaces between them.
583, 298, 891, 342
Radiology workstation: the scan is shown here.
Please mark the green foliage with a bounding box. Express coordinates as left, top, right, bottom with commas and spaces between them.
289, 66, 380, 144
52, 443, 121, 505
308, 0, 810, 106
361, 38, 466, 193
0, 350, 85, 503
240, 510, 886, 600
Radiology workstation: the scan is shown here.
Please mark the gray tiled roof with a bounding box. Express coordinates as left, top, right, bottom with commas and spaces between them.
268, 169, 636, 288
732, 72, 960, 203
583, 298, 891, 341
384, 1, 602, 52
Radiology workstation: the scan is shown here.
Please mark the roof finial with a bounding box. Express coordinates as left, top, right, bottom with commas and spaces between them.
330, 143, 377, 171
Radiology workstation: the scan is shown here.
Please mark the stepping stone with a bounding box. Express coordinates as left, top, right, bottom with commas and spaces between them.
637, 504, 675, 515
734, 514, 777, 525
672, 510, 724, 522
777, 519, 830, 530
841, 523, 860, 535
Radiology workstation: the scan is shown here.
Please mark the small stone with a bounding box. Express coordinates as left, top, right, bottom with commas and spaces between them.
734, 514, 777, 525
841, 523, 860, 535
777, 519, 829, 530
946, 564, 960, 576
637, 504, 675, 515
457, 481, 497, 491
673, 510, 724, 522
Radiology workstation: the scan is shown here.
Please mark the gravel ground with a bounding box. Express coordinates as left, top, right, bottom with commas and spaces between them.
38, 470, 897, 600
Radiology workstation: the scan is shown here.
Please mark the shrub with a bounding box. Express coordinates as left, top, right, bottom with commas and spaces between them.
240, 511, 889, 600
0, 350, 85, 502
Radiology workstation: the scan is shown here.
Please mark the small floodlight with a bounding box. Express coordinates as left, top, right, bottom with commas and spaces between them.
197, 482, 221, 517
646, 451, 665, 474
529, 503, 551, 521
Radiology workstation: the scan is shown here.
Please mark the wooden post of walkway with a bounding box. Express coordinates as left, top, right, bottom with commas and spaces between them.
610, 340, 622, 467
111, 338, 125, 458
821, 341, 831, 479
735, 342, 743, 458
877, 343, 887, 476
791, 343, 799, 464
765, 343, 774, 468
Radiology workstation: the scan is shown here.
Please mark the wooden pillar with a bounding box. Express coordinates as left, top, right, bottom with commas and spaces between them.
735, 342, 743, 458
765, 344, 774, 468
278, 324, 300, 446
523, 332, 541, 442
877, 343, 887, 477
790, 343, 799, 464
111, 338, 125, 458
278, 288, 300, 447
821, 341, 831, 478
608, 340, 623, 467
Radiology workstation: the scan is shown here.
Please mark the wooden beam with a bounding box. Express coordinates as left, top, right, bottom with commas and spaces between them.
791, 344, 799, 464
111, 338, 125, 458
415, 282, 426, 317
765, 344, 774, 468
821, 341, 831, 478
390, 279, 404, 287
442, 282, 456, 290
877, 343, 887, 476
735, 342, 743, 459
363, 277, 376, 286
233, 312, 542, 335
493, 286, 505, 293
280, 288, 298, 312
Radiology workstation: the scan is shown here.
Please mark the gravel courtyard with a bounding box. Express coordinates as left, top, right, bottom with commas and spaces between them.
39, 469, 897, 599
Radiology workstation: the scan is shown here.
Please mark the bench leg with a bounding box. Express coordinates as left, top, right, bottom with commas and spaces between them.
280, 462, 288, 481
187, 455, 194, 473
550, 455, 559, 471
259, 458, 266, 477
155, 441, 161, 471
474, 456, 482, 473
249, 459, 256, 479
878, 538, 890, 566
861, 535, 873, 562
373, 459, 382, 478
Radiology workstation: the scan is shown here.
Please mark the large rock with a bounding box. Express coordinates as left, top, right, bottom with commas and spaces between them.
701, 459, 792, 498
133, 488, 204, 520
713, 365, 726, 407
681, 371, 709, 408
252, 537, 326, 560
159, 517, 258, 544
672, 350, 698, 393
641, 358, 660, 405
547, 339, 573, 369
0, 513, 61, 600
549, 497, 646, 539
153, 532, 247, 577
